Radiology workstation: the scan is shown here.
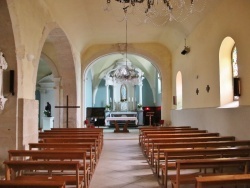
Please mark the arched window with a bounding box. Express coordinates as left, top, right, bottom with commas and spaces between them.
232, 46, 238, 78
176, 71, 182, 109
232, 46, 240, 101
219, 37, 239, 108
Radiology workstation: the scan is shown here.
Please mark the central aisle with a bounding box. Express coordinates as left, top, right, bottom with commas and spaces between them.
89, 129, 160, 188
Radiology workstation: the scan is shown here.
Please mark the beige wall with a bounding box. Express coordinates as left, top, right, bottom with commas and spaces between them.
8, 0, 81, 128
171, 0, 250, 139
8, 0, 53, 99
172, 0, 250, 108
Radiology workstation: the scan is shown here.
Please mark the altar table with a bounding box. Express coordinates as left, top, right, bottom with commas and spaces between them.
105, 116, 138, 125
105, 117, 138, 133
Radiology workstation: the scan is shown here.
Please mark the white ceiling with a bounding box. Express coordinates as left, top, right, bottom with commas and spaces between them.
44, 0, 220, 52
38, 0, 221, 84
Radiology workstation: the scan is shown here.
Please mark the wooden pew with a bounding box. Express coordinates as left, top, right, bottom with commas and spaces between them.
138, 126, 193, 132
41, 138, 100, 161
138, 126, 196, 145
8, 150, 89, 188
172, 157, 250, 188
4, 161, 83, 188
161, 147, 250, 188
47, 128, 104, 147
195, 173, 250, 188
50, 127, 103, 131
153, 140, 250, 176
29, 143, 95, 175
39, 133, 102, 151
146, 136, 235, 162
141, 133, 220, 152
140, 129, 207, 146
0, 180, 66, 188
47, 128, 103, 135
49, 128, 103, 135
142, 132, 219, 144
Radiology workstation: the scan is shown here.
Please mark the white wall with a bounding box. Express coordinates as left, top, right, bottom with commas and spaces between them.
171, 0, 250, 136
171, 107, 250, 140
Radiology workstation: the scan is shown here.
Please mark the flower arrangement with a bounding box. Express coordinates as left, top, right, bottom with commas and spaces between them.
105, 104, 111, 110
44, 110, 51, 117
137, 104, 142, 109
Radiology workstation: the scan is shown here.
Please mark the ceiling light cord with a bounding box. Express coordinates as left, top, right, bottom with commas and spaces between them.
126, 14, 128, 65
124, 6, 128, 67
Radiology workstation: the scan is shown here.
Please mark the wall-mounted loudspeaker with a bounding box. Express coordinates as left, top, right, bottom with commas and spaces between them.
9, 70, 14, 96
181, 46, 190, 55
233, 77, 241, 97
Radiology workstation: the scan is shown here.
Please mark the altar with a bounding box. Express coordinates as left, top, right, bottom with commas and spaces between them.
105, 116, 138, 125
105, 111, 140, 126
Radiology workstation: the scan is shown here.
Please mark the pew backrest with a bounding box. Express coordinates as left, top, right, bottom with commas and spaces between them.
4, 161, 82, 188
173, 157, 250, 188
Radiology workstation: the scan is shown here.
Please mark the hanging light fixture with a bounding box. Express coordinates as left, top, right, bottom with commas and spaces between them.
103, 0, 206, 26
109, 6, 144, 84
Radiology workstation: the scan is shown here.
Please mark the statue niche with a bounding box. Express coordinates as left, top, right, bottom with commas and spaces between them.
120, 84, 128, 111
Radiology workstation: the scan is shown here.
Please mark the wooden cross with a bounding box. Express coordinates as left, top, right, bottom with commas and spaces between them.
55, 95, 80, 128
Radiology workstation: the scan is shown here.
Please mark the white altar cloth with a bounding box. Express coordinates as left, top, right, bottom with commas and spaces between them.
105, 117, 138, 125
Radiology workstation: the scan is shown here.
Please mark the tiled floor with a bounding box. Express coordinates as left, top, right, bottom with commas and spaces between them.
89, 128, 161, 188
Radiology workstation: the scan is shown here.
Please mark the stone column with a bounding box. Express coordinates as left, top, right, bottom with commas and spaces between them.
112, 85, 115, 111
106, 85, 109, 105
53, 77, 61, 128
139, 83, 143, 105
38, 89, 46, 128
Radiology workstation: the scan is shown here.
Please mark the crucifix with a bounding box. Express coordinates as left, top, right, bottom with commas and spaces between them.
55, 95, 80, 128
146, 112, 154, 126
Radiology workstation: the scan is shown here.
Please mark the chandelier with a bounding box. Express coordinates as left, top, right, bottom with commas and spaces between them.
110, 58, 144, 84
108, 8, 144, 84
103, 0, 206, 26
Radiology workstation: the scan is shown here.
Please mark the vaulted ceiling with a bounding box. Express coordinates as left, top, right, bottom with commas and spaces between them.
43, 0, 220, 53
38, 0, 221, 82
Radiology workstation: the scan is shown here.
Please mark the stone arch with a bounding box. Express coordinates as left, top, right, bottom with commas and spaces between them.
36, 24, 79, 127
81, 43, 171, 124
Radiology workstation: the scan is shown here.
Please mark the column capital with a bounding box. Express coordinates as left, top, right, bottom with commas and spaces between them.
53, 77, 61, 84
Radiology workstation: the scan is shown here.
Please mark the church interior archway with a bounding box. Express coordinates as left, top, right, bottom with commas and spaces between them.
36, 27, 78, 129
84, 53, 162, 126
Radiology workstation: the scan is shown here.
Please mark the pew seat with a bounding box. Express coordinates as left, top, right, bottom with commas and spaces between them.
0, 180, 66, 188
169, 157, 250, 188
195, 174, 250, 188
161, 147, 250, 187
